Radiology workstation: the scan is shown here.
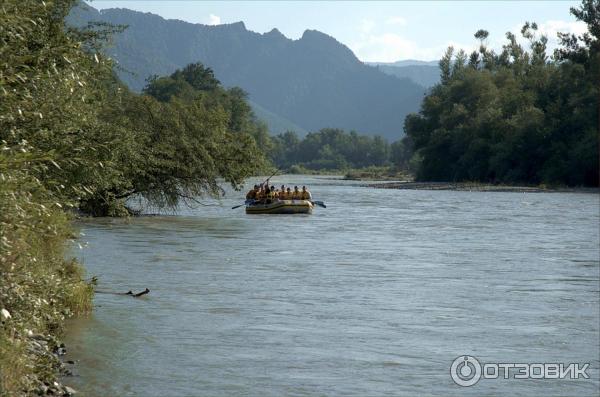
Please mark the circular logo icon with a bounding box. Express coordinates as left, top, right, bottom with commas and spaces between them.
450, 355, 482, 387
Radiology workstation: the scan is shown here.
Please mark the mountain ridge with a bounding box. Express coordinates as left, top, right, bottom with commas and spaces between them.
368, 60, 439, 67
69, 2, 426, 140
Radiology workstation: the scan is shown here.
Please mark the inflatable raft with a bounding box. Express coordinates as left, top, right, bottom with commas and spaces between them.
245, 199, 313, 214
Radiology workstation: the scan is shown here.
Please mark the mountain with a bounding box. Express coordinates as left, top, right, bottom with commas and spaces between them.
247, 99, 308, 136
373, 60, 439, 67
367, 61, 440, 88
68, 3, 426, 141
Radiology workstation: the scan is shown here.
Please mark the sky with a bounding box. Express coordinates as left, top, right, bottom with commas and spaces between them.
86, 1, 587, 63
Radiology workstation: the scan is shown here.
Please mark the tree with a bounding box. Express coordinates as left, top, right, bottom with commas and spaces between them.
80, 64, 269, 215
390, 136, 414, 171
1, 1, 111, 392
268, 128, 392, 171
404, 0, 599, 186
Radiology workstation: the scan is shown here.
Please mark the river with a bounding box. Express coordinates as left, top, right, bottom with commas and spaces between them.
64, 175, 599, 396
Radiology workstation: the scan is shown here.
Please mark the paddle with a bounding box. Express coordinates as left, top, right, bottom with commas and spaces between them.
233, 170, 279, 209
261, 169, 279, 189
232, 199, 254, 209
311, 200, 327, 208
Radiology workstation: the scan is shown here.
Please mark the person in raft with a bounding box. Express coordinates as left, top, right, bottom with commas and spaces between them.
266, 185, 277, 203
253, 185, 264, 200
245, 184, 312, 203
279, 184, 288, 199
301, 186, 312, 200
291, 186, 300, 200
246, 185, 259, 200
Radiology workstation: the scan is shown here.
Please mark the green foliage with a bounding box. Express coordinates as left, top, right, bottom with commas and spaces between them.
405, 0, 599, 186
343, 165, 409, 181
269, 129, 393, 171
1, 0, 269, 215
143, 63, 220, 101
390, 136, 417, 172
0, 0, 125, 209
100, 90, 266, 210
0, 0, 269, 393
0, 0, 110, 392
75, 63, 269, 215
0, 149, 94, 396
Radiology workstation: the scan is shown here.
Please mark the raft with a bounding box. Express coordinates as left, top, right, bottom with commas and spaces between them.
245, 199, 313, 214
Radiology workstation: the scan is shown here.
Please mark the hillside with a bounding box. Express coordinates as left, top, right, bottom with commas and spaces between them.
68, 3, 425, 141
247, 100, 308, 136
373, 60, 438, 67
368, 63, 440, 88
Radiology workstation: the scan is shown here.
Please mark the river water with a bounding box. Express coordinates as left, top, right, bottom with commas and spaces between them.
64, 175, 599, 396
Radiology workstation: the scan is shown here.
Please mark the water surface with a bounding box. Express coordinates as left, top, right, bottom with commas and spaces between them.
65, 176, 599, 396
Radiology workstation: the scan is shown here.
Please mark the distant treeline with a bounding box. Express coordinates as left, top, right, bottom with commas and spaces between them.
268, 129, 409, 171
405, 1, 599, 186
267, 1, 598, 186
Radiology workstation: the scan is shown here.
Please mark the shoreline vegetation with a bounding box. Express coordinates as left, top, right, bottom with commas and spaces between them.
267, 3, 598, 189
284, 167, 598, 193
282, 164, 413, 181
2, 0, 267, 395
1, 0, 597, 396
286, 166, 598, 193
401, 9, 598, 187
365, 181, 600, 194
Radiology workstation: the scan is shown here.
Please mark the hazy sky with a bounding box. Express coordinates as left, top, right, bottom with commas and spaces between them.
86, 1, 586, 62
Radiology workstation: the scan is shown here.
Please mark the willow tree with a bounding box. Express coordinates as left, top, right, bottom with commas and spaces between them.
80, 90, 266, 214
77, 63, 269, 215
0, 0, 127, 208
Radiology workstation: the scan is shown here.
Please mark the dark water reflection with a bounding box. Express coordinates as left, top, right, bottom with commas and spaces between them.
64, 176, 599, 396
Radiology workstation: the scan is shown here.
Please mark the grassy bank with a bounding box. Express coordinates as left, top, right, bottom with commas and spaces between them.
0, 163, 93, 396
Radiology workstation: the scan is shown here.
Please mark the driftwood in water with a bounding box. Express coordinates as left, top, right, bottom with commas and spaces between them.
96, 288, 150, 297
132, 288, 150, 297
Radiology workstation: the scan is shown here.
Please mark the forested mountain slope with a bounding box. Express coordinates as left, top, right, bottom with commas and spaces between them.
68, 3, 425, 140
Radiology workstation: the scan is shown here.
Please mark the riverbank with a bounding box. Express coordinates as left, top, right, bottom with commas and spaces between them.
0, 174, 93, 396
0, 241, 92, 397
285, 165, 412, 181
343, 167, 412, 181
365, 181, 600, 193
